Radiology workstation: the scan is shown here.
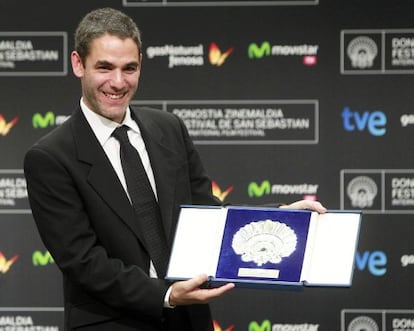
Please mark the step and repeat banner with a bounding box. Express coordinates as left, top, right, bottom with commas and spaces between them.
1, 0, 414, 330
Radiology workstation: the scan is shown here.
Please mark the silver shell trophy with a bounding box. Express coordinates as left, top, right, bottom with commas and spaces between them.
232, 219, 297, 266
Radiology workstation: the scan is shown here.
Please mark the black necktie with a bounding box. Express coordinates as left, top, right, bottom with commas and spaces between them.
112, 125, 169, 277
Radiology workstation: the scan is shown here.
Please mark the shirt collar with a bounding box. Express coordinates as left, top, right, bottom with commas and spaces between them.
80, 98, 140, 146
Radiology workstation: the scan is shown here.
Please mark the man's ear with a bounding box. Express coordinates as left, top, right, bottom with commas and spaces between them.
139, 52, 143, 68
71, 51, 84, 78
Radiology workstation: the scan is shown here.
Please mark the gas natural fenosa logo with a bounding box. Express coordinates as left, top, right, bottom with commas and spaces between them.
209, 42, 234, 66
213, 320, 234, 331
0, 114, 18, 136
212, 181, 234, 202
0, 251, 19, 273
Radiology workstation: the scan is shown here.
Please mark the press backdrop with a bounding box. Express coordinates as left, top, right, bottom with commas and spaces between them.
1, 1, 414, 330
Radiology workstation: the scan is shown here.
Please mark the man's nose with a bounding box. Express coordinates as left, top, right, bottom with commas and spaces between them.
110, 70, 125, 88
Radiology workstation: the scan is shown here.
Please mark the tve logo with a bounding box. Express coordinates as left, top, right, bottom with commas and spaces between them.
341, 107, 387, 136
355, 250, 387, 276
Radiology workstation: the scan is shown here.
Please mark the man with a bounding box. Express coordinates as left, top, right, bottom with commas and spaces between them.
24, 7, 326, 331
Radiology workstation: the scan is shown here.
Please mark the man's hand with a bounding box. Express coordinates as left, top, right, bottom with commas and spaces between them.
279, 200, 327, 213
169, 274, 235, 306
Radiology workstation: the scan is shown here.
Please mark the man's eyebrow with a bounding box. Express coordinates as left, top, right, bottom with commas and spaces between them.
124, 61, 140, 68
94, 60, 140, 68
95, 60, 113, 67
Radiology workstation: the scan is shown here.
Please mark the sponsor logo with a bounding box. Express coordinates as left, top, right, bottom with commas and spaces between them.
342, 170, 414, 213
348, 316, 379, 331
401, 114, 414, 127
0, 171, 29, 210
145, 42, 233, 69
0, 32, 67, 76
347, 36, 378, 69
346, 176, 378, 209
248, 41, 318, 66
0, 309, 64, 330
341, 107, 387, 136
146, 44, 204, 68
249, 320, 319, 331
248, 180, 318, 199
391, 177, 414, 207
32, 250, 54, 266
0, 251, 19, 274
341, 29, 414, 74
131, 99, 318, 145
212, 181, 234, 202
392, 36, 414, 66
401, 254, 414, 267
33, 111, 54, 128
0, 114, 18, 136
248, 180, 271, 198
209, 42, 234, 66
342, 309, 414, 331
303, 55, 317, 66
213, 320, 234, 331
248, 42, 271, 59
32, 112, 69, 128
355, 250, 387, 276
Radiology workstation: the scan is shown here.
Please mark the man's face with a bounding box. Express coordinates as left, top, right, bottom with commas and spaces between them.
71, 34, 141, 123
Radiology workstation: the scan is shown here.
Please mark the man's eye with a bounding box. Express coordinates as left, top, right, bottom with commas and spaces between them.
125, 66, 138, 72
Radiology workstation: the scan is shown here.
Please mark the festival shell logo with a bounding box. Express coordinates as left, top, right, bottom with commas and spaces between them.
347, 176, 378, 208
347, 36, 378, 69
347, 316, 379, 331
232, 220, 297, 266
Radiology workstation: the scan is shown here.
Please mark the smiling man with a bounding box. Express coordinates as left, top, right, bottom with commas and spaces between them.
24, 8, 236, 331
24, 7, 325, 331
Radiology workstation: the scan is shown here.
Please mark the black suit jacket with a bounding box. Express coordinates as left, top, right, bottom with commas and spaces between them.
24, 106, 220, 331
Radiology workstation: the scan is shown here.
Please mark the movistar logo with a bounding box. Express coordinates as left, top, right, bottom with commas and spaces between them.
32, 250, 54, 266
250, 320, 319, 331
32, 112, 55, 128
249, 320, 271, 331
248, 180, 271, 198
248, 42, 271, 59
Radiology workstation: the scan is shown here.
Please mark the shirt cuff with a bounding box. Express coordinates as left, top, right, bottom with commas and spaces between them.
163, 285, 175, 308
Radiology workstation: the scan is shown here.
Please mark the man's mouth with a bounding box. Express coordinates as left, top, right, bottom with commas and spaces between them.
103, 92, 126, 100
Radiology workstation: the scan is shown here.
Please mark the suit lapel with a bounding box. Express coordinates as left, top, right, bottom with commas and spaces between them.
70, 108, 148, 246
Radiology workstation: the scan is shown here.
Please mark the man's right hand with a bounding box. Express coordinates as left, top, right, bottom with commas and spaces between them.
169, 274, 235, 306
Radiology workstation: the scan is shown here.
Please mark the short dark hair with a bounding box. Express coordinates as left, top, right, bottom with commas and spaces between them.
74, 7, 142, 65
